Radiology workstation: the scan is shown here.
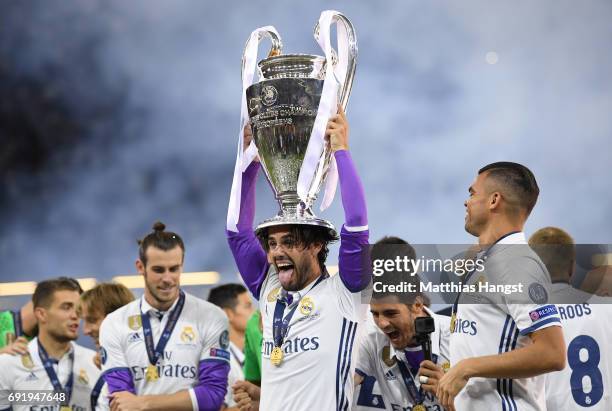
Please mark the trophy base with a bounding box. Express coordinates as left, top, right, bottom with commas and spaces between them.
255, 215, 338, 240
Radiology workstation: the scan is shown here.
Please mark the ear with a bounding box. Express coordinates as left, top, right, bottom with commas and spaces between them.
136, 259, 145, 276
488, 192, 502, 210
34, 306, 47, 324
409, 297, 425, 314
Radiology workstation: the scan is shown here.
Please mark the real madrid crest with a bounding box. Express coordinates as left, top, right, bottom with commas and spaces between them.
21, 353, 34, 369
128, 315, 142, 330
299, 297, 314, 316
442, 362, 451, 373
267, 287, 281, 303
181, 326, 196, 343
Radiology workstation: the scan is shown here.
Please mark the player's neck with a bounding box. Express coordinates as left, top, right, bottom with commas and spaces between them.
478, 220, 523, 246
38, 330, 71, 359
20, 304, 37, 337
144, 290, 178, 312
230, 328, 245, 351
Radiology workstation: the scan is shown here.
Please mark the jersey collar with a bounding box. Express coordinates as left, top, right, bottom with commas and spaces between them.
496, 231, 526, 245
140, 292, 182, 318
30, 337, 75, 364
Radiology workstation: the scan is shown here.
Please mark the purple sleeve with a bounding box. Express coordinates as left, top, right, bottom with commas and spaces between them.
103, 368, 135, 394
226, 162, 270, 300
192, 360, 230, 411
335, 150, 367, 228
335, 150, 370, 292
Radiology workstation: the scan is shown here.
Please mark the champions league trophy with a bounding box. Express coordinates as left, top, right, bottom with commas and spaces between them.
230, 11, 357, 237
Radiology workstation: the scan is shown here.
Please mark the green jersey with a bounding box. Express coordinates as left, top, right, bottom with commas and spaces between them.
0, 310, 18, 349
243, 310, 263, 382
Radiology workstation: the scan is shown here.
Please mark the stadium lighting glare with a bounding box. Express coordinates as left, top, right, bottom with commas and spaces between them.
113, 271, 220, 289
0, 281, 38, 296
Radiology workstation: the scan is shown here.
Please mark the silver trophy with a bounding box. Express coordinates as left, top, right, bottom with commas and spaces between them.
244, 12, 357, 236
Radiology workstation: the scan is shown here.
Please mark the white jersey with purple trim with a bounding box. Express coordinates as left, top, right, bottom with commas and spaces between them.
99, 292, 229, 409
355, 307, 450, 411
258, 268, 369, 410
224, 341, 245, 407
544, 284, 612, 410
450, 232, 562, 411
0, 338, 101, 411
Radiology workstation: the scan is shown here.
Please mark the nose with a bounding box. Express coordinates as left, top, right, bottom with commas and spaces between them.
377, 316, 391, 330
83, 322, 92, 336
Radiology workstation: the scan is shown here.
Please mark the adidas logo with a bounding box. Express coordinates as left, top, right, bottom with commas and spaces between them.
384, 370, 396, 381
128, 332, 142, 343
26, 372, 38, 381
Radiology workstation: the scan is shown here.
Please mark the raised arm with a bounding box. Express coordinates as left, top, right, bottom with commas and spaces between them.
327, 107, 370, 292
226, 125, 270, 300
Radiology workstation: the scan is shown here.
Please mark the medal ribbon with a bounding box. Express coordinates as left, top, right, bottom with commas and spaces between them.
90, 375, 106, 410
396, 359, 425, 405
272, 275, 326, 349
11, 310, 23, 337
451, 231, 521, 320
38, 342, 74, 406
140, 290, 186, 368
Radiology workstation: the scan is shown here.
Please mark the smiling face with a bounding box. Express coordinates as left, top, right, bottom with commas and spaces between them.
265, 226, 322, 292
81, 302, 103, 349
137, 245, 183, 310
370, 297, 426, 349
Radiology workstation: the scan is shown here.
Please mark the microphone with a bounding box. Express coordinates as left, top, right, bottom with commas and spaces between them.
414, 316, 435, 361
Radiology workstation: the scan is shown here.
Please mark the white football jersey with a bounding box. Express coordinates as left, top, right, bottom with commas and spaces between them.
99, 292, 230, 409
450, 232, 562, 411
224, 341, 245, 407
0, 338, 101, 411
258, 269, 369, 410
356, 307, 450, 410
545, 283, 612, 410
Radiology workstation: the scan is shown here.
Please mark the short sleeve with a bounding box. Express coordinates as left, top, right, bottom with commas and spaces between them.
199, 307, 231, 364
500, 257, 561, 335
99, 316, 129, 373
355, 332, 377, 377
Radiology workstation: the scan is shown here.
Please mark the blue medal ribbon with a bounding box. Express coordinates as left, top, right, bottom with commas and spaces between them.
451, 231, 521, 318
90, 375, 106, 410
140, 290, 186, 368
38, 342, 74, 407
11, 310, 23, 337
272, 275, 326, 349
396, 358, 424, 405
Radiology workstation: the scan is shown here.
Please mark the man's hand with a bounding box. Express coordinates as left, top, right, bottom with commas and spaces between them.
0, 337, 29, 356
325, 106, 349, 152
436, 360, 471, 411
418, 360, 445, 396
110, 391, 145, 411
243, 123, 259, 162
232, 380, 260, 411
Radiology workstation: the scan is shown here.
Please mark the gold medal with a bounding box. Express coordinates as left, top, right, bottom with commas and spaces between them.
145, 364, 159, 382
270, 346, 284, 366
412, 404, 426, 411
60, 406, 72, 411
450, 313, 457, 333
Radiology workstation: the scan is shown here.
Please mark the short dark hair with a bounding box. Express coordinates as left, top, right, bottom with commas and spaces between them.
257, 225, 337, 270
370, 236, 424, 305
478, 162, 539, 216
208, 284, 248, 310
33, 277, 83, 309
81, 283, 135, 317
138, 221, 185, 266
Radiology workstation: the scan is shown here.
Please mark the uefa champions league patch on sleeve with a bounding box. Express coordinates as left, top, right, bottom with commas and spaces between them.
209, 348, 230, 361
529, 305, 558, 322
100, 347, 108, 365
528, 283, 548, 304
219, 330, 229, 349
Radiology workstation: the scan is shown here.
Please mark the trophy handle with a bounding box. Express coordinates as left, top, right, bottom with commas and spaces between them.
314, 12, 357, 111
241, 29, 283, 84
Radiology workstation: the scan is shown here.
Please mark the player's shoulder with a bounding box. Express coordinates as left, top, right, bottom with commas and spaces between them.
491, 245, 547, 282
183, 292, 227, 324
100, 299, 139, 333
72, 342, 101, 374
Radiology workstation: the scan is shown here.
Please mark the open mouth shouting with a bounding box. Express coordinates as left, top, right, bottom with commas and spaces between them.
275, 258, 295, 286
